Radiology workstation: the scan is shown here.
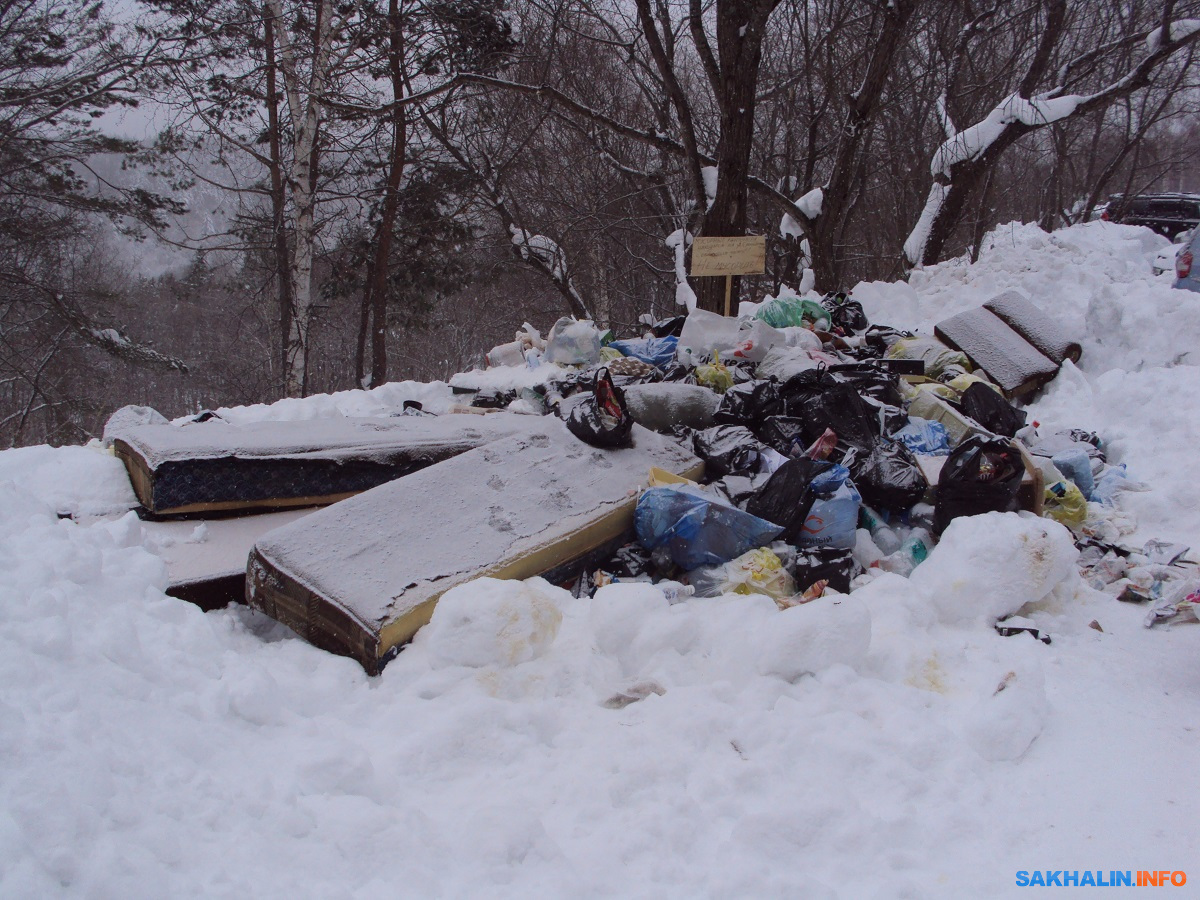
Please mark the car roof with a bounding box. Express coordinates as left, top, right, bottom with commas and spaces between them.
1109, 192, 1200, 202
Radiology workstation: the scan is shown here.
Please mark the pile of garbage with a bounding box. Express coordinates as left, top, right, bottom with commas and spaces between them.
465, 294, 1196, 629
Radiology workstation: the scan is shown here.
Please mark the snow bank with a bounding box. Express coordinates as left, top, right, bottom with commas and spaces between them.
209, 379, 459, 424
0, 443, 137, 518
423, 578, 563, 669
910, 512, 1079, 626
4, 219, 1200, 895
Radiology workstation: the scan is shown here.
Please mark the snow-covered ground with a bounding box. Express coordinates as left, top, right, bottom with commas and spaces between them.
1, 222, 1197, 897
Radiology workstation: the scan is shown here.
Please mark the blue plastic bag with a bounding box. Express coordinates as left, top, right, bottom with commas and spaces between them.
891, 417, 950, 456
1091, 463, 1128, 506
610, 335, 679, 369
635, 485, 783, 571
1052, 448, 1095, 500
797, 465, 861, 551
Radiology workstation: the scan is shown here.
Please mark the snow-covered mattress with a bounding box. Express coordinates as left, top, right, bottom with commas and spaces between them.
246, 421, 703, 674
934, 306, 1061, 397
983, 290, 1082, 365
111, 414, 532, 515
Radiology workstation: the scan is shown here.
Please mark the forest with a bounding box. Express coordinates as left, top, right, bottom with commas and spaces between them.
1, 0, 1198, 446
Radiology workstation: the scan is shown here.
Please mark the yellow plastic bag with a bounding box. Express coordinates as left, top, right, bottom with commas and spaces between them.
945, 372, 1001, 396
1044, 479, 1087, 529
695, 350, 734, 394
886, 337, 972, 379
689, 547, 795, 601
902, 379, 959, 402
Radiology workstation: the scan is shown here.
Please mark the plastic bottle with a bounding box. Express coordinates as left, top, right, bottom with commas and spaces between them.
859, 505, 902, 555
908, 502, 936, 532
659, 581, 696, 604
1014, 420, 1040, 445
879, 528, 932, 577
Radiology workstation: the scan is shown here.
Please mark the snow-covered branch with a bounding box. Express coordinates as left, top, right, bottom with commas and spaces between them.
905, 7, 1200, 268
665, 228, 696, 311
507, 226, 592, 321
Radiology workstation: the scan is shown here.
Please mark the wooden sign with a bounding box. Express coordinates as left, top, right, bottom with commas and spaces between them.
690, 235, 766, 277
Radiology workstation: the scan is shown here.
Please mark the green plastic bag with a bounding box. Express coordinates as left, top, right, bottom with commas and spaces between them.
755, 296, 831, 331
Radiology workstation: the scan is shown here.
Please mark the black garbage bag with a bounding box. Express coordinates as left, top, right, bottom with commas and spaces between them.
779, 369, 879, 453
792, 548, 858, 595
472, 389, 518, 409
934, 435, 1025, 533
726, 359, 757, 385
650, 315, 687, 338
757, 416, 809, 457
744, 457, 837, 543
821, 291, 869, 333
713, 473, 769, 508
958, 382, 1026, 437
862, 325, 914, 356
867, 400, 910, 437
692, 425, 765, 478
563, 368, 634, 448
603, 543, 655, 579
659, 362, 694, 383
713, 379, 783, 427
844, 440, 927, 512
828, 362, 904, 407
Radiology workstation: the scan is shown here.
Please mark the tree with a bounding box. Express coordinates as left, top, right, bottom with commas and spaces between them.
352, 0, 516, 388
904, 0, 1200, 269
0, 0, 187, 446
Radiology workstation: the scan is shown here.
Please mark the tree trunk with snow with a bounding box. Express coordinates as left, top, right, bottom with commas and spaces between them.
693, 0, 780, 314
805, 0, 918, 292
905, 3, 1200, 270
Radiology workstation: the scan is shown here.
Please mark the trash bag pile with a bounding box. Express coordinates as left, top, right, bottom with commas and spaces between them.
470, 294, 1195, 622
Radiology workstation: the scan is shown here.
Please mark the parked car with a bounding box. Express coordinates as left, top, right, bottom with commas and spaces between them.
1173, 227, 1200, 293
1103, 193, 1200, 240
1153, 229, 1193, 275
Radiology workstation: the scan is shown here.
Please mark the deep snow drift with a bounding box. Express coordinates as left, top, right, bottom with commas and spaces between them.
1, 222, 1198, 897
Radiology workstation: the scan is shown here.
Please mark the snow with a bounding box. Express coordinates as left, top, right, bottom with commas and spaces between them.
423, 578, 563, 669
779, 210, 803, 240
510, 227, 568, 281
208, 379, 460, 422
930, 94, 1084, 179
701, 166, 718, 210
449, 364, 570, 393
909, 512, 1079, 626
112, 413, 534, 470
665, 228, 697, 311
0, 443, 138, 517
143, 509, 317, 585
2, 220, 1200, 895
796, 186, 823, 219
903, 181, 949, 265
1146, 18, 1200, 51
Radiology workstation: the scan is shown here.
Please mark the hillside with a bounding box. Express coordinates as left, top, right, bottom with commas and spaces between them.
1, 221, 1197, 897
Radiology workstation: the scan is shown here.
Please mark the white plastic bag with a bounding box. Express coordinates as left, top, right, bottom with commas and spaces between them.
486, 341, 526, 368
676, 310, 744, 367
545, 316, 601, 366
729, 318, 785, 363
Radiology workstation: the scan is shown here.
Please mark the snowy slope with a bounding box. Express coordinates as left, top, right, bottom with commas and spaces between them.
1, 221, 1198, 897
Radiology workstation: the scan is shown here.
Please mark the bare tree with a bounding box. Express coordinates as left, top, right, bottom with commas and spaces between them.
904, 0, 1200, 269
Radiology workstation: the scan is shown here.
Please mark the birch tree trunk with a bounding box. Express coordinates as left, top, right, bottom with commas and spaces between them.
268, 0, 333, 398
